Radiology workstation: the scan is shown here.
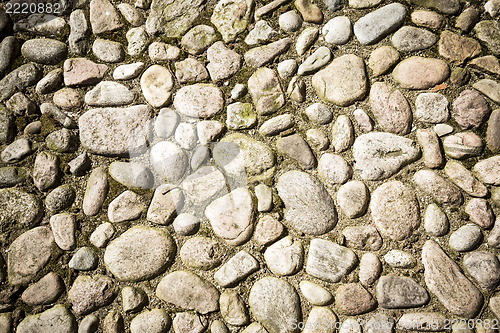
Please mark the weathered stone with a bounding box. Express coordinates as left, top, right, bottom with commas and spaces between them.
277, 171, 336, 235
299, 281, 333, 306
353, 132, 421, 180
206, 188, 254, 245
90, 0, 122, 34
214, 251, 259, 287
79, 105, 151, 156
445, 161, 488, 197
464, 251, 500, 290
63, 58, 108, 86
174, 84, 224, 118
130, 309, 170, 333
368, 46, 399, 77
21, 272, 64, 306
17, 305, 76, 333
245, 38, 292, 68
342, 225, 382, 251
397, 313, 447, 331
85, 81, 135, 107
146, 0, 204, 37
0, 189, 42, 227
312, 54, 367, 106
21, 38, 67, 65
150, 141, 187, 183
68, 247, 98, 271
411, 10, 444, 29
371, 181, 420, 241
50, 213, 76, 250
439, 31, 482, 64
392, 26, 437, 52
83, 167, 108, 216
141, 65, 174, 108
449, 224, 483, 252
180, 237, 222, 270
14, 14, 66, 36
336, 283, 376, 315
276, 134, 316, 169
297, 46, 331, 75
473, 78, 500, 104
264, 236, 304, 276
108, 190, 145, 222
417, 128, 443, 169
248, 277, 301, 333
318, 153, 352, 185
248, 68, 285, 115
0, 63, 42, 101
422, 240, 483, 318
415, 92, 450, 123
92, 39, 124, 63
359, 253, 382, 286
306, 238, 357, 283
475, 20, 500, 55
443, 132, 484, 159
104, 226, 175, 281
369, 82, 412, 135
109, 161, 154, 190
414, 170, 463, 206
156, 271, 219, 314
452, 89, 490, 130
474, 156, 500, 185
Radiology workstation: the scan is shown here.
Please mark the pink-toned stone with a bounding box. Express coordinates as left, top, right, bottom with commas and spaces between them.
411, 10, 444, 29
63, 58, 108, 86
466, 198, 495, 229
369, 82, 412, 135
393, 56, 449, 89
452, 90, 490, 129
335, 283, 376, 315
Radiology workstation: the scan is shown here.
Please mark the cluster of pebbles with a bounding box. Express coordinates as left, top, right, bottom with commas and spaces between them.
0, 0, 500, 331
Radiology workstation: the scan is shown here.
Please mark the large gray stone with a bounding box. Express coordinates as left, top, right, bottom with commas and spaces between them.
0, 63, 42, 101
104, 226, 175, 281
277, 170, 336, 235
79, 105, 151, 157
353, 3, 406, 45
248, 277, 301, 333
146, 0, 205, 37
377, 276, 429, 309
17, 305, 76, 333
0, 189, 42, 227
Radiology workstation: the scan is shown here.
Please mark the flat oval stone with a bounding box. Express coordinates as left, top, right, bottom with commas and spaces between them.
277, 170, 336, 235
140, 65, 174, 108
21, 38, 67, 65
312, 54, 367, 106
21, 272, 64, 306
8, 226, 54, 285
150, 141, 188, 183
449, 224, 482, 252
108, 190, 144, 223
413, 170, 463, 206
156, 271, 219, 314
393, 56, 450, 89
377, 276, 429, 309
79, 105, 151, 157
353, 3, 406, 45
384, 250, 416, 268
368, 45, 400, 77
248, 277, 301, 333
299, 281, 333, 305
398, 312, 447, 331
392, 26, 437, 52
174, 84, 224, 118
371, 181, 420, 241
422, 240, 483, 318
353, 132, 421, 180
104, 226, 175, 281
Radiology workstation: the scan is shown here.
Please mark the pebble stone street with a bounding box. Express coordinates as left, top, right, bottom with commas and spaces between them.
0, 0, 500, 332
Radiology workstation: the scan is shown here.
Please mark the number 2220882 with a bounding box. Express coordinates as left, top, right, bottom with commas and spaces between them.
6, 2, 61, 14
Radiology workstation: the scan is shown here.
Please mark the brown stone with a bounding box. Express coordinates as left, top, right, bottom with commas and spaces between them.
452, 89, 490, 129
439, 30, 482, 64
294, 0, 323, 23
393, 56, 449, 89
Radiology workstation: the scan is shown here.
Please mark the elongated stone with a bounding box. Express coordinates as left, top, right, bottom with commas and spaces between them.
422, 240, 483, 318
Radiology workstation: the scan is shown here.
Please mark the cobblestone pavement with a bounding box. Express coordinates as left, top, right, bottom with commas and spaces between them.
0, 0, 500, 331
